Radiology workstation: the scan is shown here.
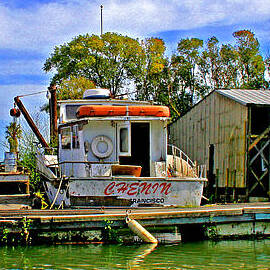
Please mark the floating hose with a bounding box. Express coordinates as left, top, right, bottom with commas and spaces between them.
126, 211, 158, 244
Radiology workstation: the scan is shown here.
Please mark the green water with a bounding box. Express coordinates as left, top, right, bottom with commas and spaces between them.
0, 240, 269, 269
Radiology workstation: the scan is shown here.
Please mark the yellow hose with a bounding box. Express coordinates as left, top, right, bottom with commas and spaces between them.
126, 217, 158, 244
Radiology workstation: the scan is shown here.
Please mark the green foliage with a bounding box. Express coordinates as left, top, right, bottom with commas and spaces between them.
102, 219, 122, 243
156, 38, 207, 121
18, 113, 49, 192
206, 225, 218, 240
0, 218, 33, 245
20, 217, 32, 244
135, 38, 167, 101
44, 32, 144, 96
44, 30, 269, 120
18, 149, 41, 191
175, 38, 205, 102
167, 30, 268, 119
1, 228, 11, 244
233, 30, 268, 89
5, 121, 22, 153
56, 75, 96, 100
198, 30, 268, 91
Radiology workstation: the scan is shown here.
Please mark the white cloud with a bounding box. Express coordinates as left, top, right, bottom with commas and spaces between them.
0, 0, 270, 52
0, 0, 270, 121
0, 1, 101, 52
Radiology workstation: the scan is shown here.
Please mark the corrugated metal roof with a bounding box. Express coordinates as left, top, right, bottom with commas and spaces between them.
216, 89, 270, 106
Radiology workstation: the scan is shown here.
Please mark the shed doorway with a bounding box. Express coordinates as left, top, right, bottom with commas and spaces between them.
119, 123, 150, 176
247, 106, 270, 199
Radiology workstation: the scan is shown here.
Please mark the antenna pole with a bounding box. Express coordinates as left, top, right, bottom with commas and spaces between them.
100, 5, 103, 36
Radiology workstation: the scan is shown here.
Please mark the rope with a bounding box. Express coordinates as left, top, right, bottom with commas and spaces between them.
49, 176, 64, 209
17, 90, 48, 98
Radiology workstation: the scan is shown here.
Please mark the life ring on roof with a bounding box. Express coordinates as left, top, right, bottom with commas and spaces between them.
76, 105, 170, 118
91, 135, 113, 159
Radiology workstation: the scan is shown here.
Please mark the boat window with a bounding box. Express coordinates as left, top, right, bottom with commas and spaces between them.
66, 105, 80, 120
118, 123, 131, 156
61, 127, 71, 149
120, 128, 128, 152
72, 125, 80, 149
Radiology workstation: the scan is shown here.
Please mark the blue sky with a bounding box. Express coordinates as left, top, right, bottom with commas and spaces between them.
1, 0, 270, 157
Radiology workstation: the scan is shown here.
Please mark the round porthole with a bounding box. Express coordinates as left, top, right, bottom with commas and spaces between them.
91, 135, 113, 159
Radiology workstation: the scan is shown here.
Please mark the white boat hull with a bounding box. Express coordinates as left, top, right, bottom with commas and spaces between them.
45, 177, 205, 207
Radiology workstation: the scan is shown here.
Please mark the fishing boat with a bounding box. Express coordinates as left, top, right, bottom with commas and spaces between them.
38, 89, 207, 207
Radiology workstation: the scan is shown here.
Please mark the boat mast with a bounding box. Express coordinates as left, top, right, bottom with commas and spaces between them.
100, 5, 103, 36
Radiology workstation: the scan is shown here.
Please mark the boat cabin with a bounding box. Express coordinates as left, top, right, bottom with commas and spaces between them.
58, 89, 170, 179
41, 89, 206, 207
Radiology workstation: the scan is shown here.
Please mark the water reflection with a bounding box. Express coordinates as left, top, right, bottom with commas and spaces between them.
0, 240, 269, 269
127, 243, 157, 269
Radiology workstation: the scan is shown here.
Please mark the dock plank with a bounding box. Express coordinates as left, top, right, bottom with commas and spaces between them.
0, 203, 269, 230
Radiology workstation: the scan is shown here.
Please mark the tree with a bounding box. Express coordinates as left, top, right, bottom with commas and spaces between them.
56, 75, 95, 100
134, 37, 199, 120
135, 38, 167, 101
5, 121, 22, 153
172, 38, 206, 105
233, 30, 268, 89
44, 32, 144, 96
219, 44, 238, 88
18, 112, 49, 191
44, 30, 269, 120
198, 37, 239, 89
162, 61, 193, 120
199, 37, 221, 89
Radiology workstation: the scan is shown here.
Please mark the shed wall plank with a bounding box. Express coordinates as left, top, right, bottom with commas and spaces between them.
169, 91, 248, 189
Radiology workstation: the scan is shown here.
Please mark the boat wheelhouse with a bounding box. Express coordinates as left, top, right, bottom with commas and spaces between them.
41, 89, 207, 207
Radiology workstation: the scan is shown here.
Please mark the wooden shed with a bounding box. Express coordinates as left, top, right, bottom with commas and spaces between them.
169, 89, 270, 202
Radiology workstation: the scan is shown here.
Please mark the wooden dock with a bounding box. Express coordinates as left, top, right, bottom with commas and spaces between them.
0, 203, 269, 243
0, 172, 31, 205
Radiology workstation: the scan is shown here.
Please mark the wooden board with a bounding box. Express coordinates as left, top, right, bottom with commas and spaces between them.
169, 92, 248, 189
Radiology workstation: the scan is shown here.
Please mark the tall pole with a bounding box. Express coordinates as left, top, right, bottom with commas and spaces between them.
49, 84, 58, 144
100, 5, 103, 36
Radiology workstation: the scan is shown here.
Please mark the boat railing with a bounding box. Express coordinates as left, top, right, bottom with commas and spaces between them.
167, 144, 195, 167
48, 161, 119, 178
196, 164, 207, 179
35, 148, 60, 178
167, 144, 207, 179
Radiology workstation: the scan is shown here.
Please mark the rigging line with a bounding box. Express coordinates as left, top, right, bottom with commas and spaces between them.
17, 90, 48, 98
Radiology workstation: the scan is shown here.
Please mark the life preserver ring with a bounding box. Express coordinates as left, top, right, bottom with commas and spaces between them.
91, 135, 113, 159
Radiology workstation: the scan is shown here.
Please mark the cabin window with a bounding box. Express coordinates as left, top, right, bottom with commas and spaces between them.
118, 123, 131, 156
61, 127, 71, 149
66, 105, 80, 120
72, 125, 80, 149
120, 128, 128, 152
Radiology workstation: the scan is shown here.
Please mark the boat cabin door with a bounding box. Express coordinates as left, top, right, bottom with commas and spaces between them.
119, 123, 150, 176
